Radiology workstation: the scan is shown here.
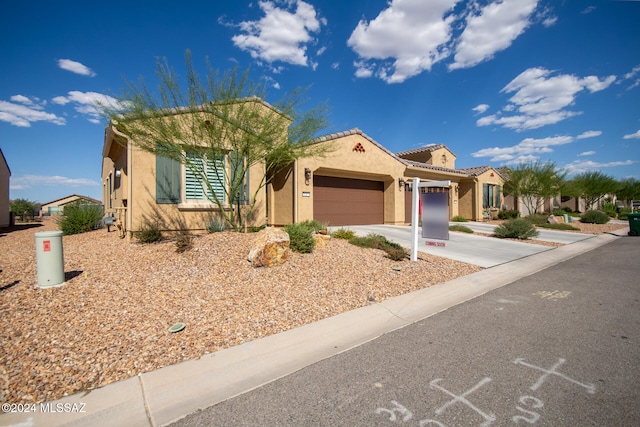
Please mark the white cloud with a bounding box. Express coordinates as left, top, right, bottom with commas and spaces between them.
230, 0, 324, 67
0, 96, 65, 127
576, 130, 602, 139
477, 67, 616, 131
450, 0, 538, 70
52, 91, 124, 124
10, 175, 99, 191
623, 130, 640, 140
621, 65, 640, 90
472, 104, 490, 114
331, 62, 340, 70
578, 151, 596, 156
347, 0, 457, 83
57, 59, 96, 77
347, 0, 547, 83
561, 159, 635, 175
471, 135, 574, 162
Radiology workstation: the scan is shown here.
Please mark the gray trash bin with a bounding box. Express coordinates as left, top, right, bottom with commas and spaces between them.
35, 231, 66, 288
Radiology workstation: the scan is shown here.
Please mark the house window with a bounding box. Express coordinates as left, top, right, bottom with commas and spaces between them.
483, 183, 502, 209
155, 146, 250, 207
184, 150, 225, 204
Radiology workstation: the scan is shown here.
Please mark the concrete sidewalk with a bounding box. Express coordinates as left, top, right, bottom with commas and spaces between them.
0, 228, 630, 427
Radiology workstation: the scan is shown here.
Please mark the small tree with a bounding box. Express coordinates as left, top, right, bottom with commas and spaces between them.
101, 51, 331, 232
615, 177, 640, 208
10, 198, 39, 221
502, 161, 565, 215
565, 171, 619, 210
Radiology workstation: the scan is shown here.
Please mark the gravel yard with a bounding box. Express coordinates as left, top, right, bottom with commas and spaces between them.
1, 219, 482, 405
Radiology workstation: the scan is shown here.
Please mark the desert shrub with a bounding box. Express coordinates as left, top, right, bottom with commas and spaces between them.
299, 219, 326, 232
385, 247, 408, 261
206, 217, 227, 233
580, 210, 610, 224
552, 209, 567, 216
562, 206, 573, 213
135, 222, 162, 243
56, 202, 103, 236
537, 223, 580, 231
449, 224, 473, 233
348, 233, 406, 261
600, 202, 617, 218
618, 209, 631, 220
451, 215, 468, 222
498, 209, 520, 220
175, 232, 193, 253
284, 222, 316, 253
493, 218, 539, 239
331, 228, 356, 240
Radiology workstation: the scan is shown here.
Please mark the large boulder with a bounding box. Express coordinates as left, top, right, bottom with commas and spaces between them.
313, 233, 331, 247
247, 227, 290, 267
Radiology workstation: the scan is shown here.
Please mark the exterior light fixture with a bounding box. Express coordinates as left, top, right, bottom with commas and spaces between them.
304, 167, 311, 185
398, 178, 405, 190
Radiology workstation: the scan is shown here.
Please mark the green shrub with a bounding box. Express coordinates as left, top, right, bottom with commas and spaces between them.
135, 223, 162, 243
562, 206, 573, 213
498, 209, 520, 220
580, 210, 610, 224
348, 233, 406, 261
601, 202, 617, 218
552, 209, 567, 216
449, 224, 474, 233
537, 223, 580, 231
284, 222, 316, 253
331, 228, 356, 240
206, 217, 227, 233
451, 215, 468, 222
299, 219, 326, 232
493, 218, 539, 239
56, 202, 104, 235
619, 209, 631, 220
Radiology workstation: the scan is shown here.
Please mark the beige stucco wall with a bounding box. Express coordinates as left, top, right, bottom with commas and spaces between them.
276, 133, 406, 226
0, 152, 10, 227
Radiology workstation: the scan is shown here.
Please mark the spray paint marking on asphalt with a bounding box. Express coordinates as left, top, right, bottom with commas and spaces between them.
375, 356, 595, 426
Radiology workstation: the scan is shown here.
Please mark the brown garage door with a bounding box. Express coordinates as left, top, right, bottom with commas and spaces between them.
313, 176, 384, 226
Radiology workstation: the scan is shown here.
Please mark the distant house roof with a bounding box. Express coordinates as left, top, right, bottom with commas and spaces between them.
457, 165, 506, 179
403, 159, 468, 176
0, 148, 10, 175
396, 144, 457, 159
40, 194, 102, 207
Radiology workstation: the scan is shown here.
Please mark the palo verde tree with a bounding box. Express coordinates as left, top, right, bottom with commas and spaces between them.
10, 198, 40, 222
502, 161, 566, 215
565, 171, 619, 210
101, 51, 331, 231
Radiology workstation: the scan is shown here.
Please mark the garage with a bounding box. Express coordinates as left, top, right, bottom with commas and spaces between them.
313, 175, 384, 226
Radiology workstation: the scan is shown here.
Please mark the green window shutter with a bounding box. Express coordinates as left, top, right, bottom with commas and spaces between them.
488, 185, 494, 208
496, 185, 502, 209
185, 151, 205, 200
483, 183, 489, 209
156, 150, 180, 204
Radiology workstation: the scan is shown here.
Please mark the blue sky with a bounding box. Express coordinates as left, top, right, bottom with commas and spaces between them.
1, 0, 639, 204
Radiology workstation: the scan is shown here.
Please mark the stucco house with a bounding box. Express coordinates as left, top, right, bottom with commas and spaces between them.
40, 194, 102, 216
0, 148, 11, 227
101, 99, 505, 237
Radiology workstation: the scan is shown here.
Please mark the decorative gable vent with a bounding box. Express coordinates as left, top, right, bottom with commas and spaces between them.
352, 142, 365, 153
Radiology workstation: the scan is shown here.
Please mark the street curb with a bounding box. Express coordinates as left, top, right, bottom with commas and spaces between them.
0, 228, 628, 427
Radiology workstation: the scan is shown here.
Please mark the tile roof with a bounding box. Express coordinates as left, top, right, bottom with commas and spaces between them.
312, 128, 405, 163
457, 165, 506, 179
395, 144, 457, 158
403, 160, 469, 176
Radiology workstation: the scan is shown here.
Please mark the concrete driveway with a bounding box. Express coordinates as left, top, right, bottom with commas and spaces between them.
329, 223, 596, 268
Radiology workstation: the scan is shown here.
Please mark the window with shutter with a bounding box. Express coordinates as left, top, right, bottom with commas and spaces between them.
156, 150, 181, 204
184, 151, 225, 203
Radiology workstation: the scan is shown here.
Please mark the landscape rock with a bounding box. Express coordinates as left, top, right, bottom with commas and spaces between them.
247, 227, 290, 267
313, 233, 331, 247
547, 215, 559, 224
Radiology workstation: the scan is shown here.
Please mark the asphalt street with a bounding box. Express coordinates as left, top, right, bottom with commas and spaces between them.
173, 236, 640, 426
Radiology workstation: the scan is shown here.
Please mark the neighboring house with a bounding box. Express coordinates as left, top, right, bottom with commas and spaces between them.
101, 101, 505, 236
0, 148, 10, 227
40, 194, 102, 216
